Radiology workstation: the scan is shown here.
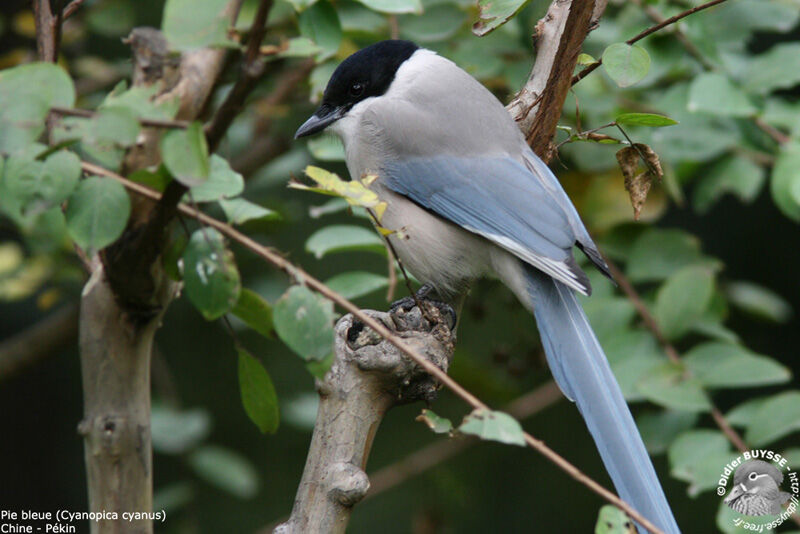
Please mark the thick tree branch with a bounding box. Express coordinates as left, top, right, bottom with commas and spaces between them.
275, 309, 455, 534
72, 3, 244, 533
508, 0, 604, 160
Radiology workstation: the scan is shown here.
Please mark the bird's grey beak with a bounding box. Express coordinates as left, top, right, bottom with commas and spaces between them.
725, 484, 748, 503
295, 106, 344, 138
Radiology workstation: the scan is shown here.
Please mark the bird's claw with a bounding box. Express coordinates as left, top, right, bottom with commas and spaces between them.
389, 284, 457, 331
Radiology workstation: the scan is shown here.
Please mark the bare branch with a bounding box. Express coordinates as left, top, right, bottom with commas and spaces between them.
508, 0, 603, 156
276, 309, 455, 533
63, 0, 87, 20
50, 106, 190, 130
205, 0, 275, 152
83, 160, 665, 534
0, 305, 78, 381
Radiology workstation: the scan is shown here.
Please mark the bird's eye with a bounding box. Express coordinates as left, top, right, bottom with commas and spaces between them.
749, 472, 758, 481
349, 82, 365, 97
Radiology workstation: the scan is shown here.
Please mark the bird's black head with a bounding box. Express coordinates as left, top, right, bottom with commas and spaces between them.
295, 40, 419, 138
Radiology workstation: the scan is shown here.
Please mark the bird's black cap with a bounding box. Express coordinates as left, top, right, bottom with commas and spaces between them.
295, 40, 419, 138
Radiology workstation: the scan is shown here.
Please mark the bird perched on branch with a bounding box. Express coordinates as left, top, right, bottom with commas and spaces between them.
725, 460, 791, 516
296, 39, 680, 533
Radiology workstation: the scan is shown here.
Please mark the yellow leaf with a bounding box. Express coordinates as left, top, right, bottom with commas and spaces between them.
296, 166, 385, 212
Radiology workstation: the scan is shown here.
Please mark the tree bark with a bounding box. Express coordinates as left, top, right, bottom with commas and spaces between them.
507, 0, 605, 160
77, 271, 175, 534
275, 306, 455, 534
76, 3, 242, 532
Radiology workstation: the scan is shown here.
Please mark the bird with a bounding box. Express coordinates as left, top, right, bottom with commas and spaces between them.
725, 460, 791, 516
295, 39, 680, 533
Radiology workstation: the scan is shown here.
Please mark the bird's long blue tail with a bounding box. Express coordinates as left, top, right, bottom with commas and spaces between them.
524, 266, 680, 534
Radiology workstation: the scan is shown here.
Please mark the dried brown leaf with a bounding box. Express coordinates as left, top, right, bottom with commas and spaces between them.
616, 143, 664, 220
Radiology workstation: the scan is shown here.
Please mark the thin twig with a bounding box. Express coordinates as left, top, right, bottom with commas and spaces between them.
205, 0, 274, 152
571, 0, 727, 87
605, 258, 749, 454
63, 0, 86, 20
626, 0, 789, 147
82, 160, 663, 534
50, 105, 191, 130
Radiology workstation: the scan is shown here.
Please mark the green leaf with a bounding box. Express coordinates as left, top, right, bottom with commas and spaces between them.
668, 430, 731, 496
162, 0, 235, 51
637, 410, 699, 455
161, 122, 209, 187
416, 409, 453, 434
626, 229, 713, 283
151, 405, 211, 454
130, 166, 171, 192
602, 43, 651, 88
65, 177, 131, 253
238, 348, 279, 434
338, 1, 387, 34
472, 0, 529, 36
654, 266, 715, 340
219, 198, 280, 225
688, 73, 757, 117
744, 391, 800, 446
726, 397, 767, 427
305, 224, 384, 259
305, 352, 333, 379
298, 1, 342, 60
285, 0, 318, 11
604, 330, 663, 402
725, 281, 792, 323
184, 155, 243, 202
276, 37, 323, 58
0, 62, 75, 153
101, 83, 179, 121
400, 6, 466, 43
693, 155, 765, 213
307, 135, 345, 161
637, 362, 711, 412
741, 43, 800, 96
595, 505, 635, 534
232, 288, 274, 338
353, 0, 422, 14
458, 409, 526, 447
182, 228, 241, 320
684, 342, 790, 389
188, 445, 259, 498
581, 297, 635, 345
4, 150, 80, 214
615, 113, 678, 127
273, 285, 335, 362
770, 142, 800, 221
324, 271, 388, 300
89, 107, 141, 147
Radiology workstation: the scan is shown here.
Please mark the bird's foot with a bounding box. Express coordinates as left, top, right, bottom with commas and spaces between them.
389, 284, 457, 331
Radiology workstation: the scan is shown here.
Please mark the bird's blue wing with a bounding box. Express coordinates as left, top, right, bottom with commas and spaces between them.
382, 155, 592, 294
